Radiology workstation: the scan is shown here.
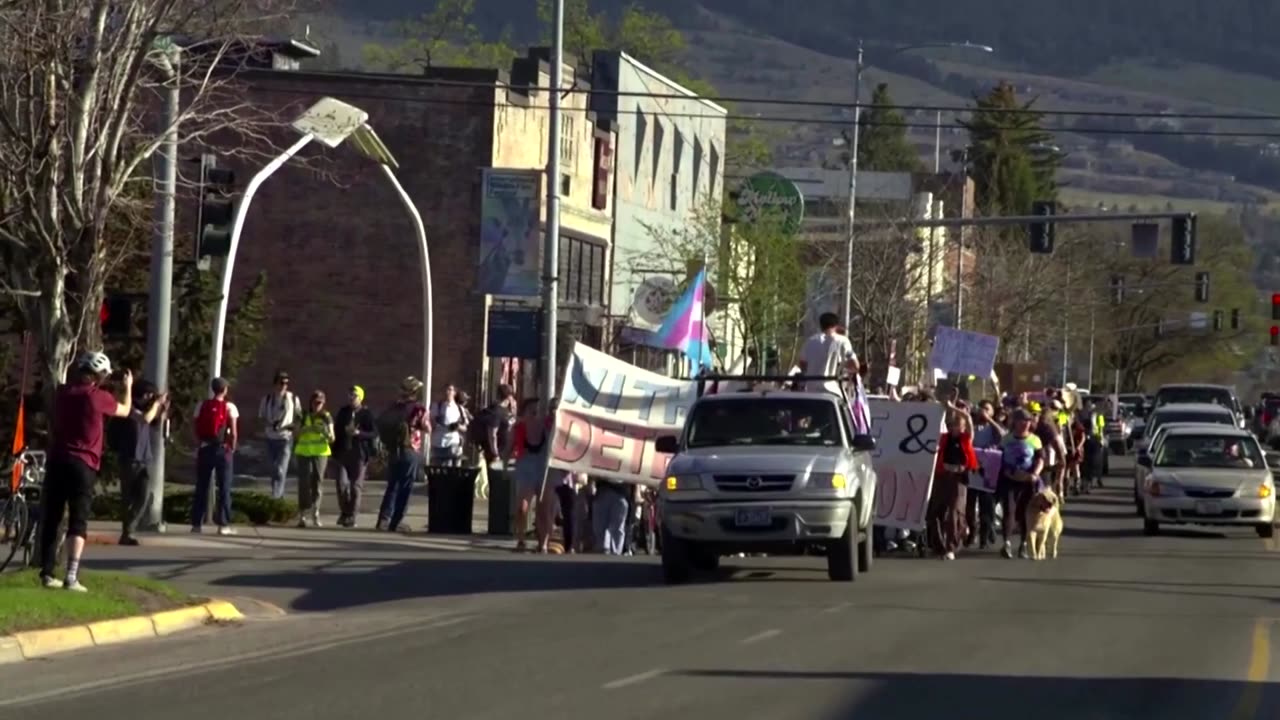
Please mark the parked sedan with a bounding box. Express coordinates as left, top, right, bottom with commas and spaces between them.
1138, 426, 1275, 538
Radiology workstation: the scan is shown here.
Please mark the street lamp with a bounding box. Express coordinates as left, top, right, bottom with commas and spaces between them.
842, 41, 994, 335
208, 97, 435, 397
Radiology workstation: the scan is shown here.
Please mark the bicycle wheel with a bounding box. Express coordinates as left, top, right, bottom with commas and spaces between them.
0, 495, 28, 573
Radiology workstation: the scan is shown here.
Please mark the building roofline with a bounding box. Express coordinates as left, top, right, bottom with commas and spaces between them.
614, 50, 727, 115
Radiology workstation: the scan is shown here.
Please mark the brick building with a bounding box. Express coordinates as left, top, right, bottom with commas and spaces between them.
216, 49, 615, 410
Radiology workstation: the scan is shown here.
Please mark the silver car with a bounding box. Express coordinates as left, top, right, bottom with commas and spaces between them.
655, 390, 878, 583
1137, 425, 1276, 538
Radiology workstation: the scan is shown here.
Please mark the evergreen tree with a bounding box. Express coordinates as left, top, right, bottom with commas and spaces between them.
961, 81, 1062, 215
856, 83, 924, 173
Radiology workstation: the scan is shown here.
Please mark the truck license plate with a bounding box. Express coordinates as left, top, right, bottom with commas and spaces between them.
735, 508, 772, 527
1196, 501, 1223, 515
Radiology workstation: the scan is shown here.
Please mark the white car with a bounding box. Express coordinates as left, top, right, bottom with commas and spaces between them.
1135, 403, 1237, 457
1138, 426, 1275, 538
1133, 422, 1225, 515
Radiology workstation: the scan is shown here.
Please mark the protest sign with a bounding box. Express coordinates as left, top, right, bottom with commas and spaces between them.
971, 448, 1003, 493
866, 400, 946, 530
549, 343, 696, 486
929, 326, 1000, 378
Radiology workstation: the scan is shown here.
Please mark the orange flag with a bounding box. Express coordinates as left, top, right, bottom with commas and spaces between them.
9, 398, 23, 493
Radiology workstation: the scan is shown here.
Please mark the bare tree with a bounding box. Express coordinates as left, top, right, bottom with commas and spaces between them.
0, 1, 292, 385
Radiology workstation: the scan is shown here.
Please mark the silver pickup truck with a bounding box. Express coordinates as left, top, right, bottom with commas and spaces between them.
653, 378, 878, 584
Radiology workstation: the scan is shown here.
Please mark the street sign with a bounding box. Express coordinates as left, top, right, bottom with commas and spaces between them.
735, 172, 804, 232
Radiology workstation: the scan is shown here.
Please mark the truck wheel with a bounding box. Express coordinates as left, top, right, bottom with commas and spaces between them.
857, 514, 874, 574
1257, 523, 1275, 539
827, 501, 860, 582
660, 527, 692, 584
1143, 518, 1160, 536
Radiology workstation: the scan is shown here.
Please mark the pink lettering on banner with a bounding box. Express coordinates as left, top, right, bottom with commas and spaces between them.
874, 467, 932, 531
551, 408, 673, 484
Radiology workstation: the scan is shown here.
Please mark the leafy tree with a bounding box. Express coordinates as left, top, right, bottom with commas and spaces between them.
536, 0, 685, 71
857, 83, 924, 173
961, 81, 1063, 216
363, 0, 518, 72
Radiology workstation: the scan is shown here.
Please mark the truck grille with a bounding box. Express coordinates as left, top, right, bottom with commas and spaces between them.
713, 474, 794, 492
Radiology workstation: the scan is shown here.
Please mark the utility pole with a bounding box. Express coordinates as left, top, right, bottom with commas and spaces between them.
541, 0, 564, 412
143, 41, 179, 532
842, 40, 863, 329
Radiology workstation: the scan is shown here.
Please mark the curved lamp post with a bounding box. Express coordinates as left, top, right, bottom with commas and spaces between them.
208, 97, 434, 398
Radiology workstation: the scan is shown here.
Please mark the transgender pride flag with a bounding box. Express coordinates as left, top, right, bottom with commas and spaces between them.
657, 267, 714, 371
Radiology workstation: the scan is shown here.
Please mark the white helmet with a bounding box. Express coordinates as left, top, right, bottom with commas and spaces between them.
77, 351, 112, 376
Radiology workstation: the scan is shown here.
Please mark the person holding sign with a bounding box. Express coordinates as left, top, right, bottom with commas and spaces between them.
798, 312, 858, 394
999, 408, 1046, 560
929, 413, 979, 560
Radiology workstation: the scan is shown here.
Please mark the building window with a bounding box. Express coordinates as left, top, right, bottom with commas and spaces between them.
560, 173, 571, 197
557, 235, 607, 306
670, 174, 678, 210
592, 138, 612, 210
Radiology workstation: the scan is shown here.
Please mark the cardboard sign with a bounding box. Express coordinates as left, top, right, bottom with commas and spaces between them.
929, 326, 1000, 378
867, 400, 946, 531
549, 343, 696, 486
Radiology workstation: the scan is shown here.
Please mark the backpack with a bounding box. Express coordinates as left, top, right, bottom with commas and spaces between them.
106, 415, 134, 458
196, 399, 230, 443
377, 402, 417, 452
468, 406, 494, 448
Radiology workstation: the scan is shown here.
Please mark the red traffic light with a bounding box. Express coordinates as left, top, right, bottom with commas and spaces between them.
1273, 294, 1280, 304
1271, 326, 1279, 336
99, 301, 109, 325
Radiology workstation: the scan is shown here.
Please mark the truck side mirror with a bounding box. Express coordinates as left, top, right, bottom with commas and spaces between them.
654, 435, 679, 454
852, 434, 877, 452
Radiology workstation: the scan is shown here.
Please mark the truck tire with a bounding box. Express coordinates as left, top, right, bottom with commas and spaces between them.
691, 547, 720, 572
660, 527, 692, 584
1143, 518, 1160, 536
1257, 523, 1275, 539
827, 500, 860, 582
857, 512, 874, 574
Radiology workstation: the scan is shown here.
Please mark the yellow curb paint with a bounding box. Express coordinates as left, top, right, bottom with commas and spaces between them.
13, 625, 95, 659
150, 606, 213, 636
1230, 618, 1273, 720
203, 600, 244, 622
0, 635, 25, 664
87, 615, 157, 646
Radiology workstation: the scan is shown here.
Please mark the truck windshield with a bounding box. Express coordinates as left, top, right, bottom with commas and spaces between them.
686, 398, 844, 448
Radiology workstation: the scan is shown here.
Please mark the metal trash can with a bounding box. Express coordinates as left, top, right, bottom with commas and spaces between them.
425, 465, 477, 535
486, 466, 513, 536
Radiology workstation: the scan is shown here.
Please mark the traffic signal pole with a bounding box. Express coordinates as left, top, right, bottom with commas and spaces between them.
142, 43, 180, 532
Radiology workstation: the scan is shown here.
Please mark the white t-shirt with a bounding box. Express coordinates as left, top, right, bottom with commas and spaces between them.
430, 400, 463, 449
800, 332, 858, 393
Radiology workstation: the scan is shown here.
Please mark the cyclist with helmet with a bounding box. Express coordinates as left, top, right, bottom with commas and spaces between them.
39, 351, 133, 591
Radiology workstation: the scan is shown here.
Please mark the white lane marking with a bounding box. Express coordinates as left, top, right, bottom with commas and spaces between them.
602, 668, 666, 689
823, 602, 852, 614
0, 614, 474, 708
740, 629, 782, 645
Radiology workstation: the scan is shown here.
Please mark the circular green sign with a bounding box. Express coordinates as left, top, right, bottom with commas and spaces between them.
736, 172, 804, 231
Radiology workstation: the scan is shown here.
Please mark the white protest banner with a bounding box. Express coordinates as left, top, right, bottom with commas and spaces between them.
866, 400, 946, 531
928, 326, 1000, 378
550, 343, 696, 487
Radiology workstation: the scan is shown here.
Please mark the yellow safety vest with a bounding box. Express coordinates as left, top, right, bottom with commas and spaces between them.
295, 411, 333, 457
1092, 413, 1106, 439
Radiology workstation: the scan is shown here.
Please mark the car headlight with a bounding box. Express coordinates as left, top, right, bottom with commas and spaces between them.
1148, 481, 1182, 497
808, 473, 847, 490
1260, 484, 1273, 499
664, 475, 703, 492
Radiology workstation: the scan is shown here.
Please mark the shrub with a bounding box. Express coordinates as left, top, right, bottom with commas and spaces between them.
90, 490, 297, 526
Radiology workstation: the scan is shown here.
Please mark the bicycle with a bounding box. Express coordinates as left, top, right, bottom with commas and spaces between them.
1, 448, 46, 573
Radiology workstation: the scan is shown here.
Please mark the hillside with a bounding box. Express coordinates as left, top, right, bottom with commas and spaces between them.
319, 0, 1280, 215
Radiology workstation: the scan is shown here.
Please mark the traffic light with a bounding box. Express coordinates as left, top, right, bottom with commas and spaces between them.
1194, 272, 1210, 303
1028, 200, 1055, 254
196, 154, 237, 259
1212, 310, 1223, 331
1231, 308, 1241, 330
1271, 325, 1279, 347
1273, 294, 1280, 321
1109, 275, 1125, 305
100, 293, 133, 338
1170, 214, 1196, 265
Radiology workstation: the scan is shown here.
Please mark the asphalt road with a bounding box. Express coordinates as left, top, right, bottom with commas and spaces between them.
4, 457, 1280, 720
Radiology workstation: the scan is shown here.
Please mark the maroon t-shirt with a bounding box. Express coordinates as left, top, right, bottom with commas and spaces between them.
51, 382, 120, 471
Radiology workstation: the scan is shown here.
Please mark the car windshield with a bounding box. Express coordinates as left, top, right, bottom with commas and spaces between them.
686, 398, 844, 448
1156, 388, 1233, 408
1155, 435, 1263, 468
1149, 412, 1234, 437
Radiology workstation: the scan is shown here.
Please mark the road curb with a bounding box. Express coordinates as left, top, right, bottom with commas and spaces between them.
0, 598, 247, 664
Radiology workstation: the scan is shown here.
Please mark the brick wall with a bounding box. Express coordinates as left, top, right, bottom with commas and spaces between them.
217, 70, 497, 412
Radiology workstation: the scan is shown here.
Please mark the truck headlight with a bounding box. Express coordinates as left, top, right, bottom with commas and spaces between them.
808, 473, 847, 490
664, 475, 703, 492
1260, 484, 1273, 499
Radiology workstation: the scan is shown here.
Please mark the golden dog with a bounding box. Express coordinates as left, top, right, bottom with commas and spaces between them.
1025, 487, 1063, 560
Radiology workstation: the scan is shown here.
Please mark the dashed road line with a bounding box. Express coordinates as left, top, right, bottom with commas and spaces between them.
602, 668, 666, 689
740, 629, 782, 645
